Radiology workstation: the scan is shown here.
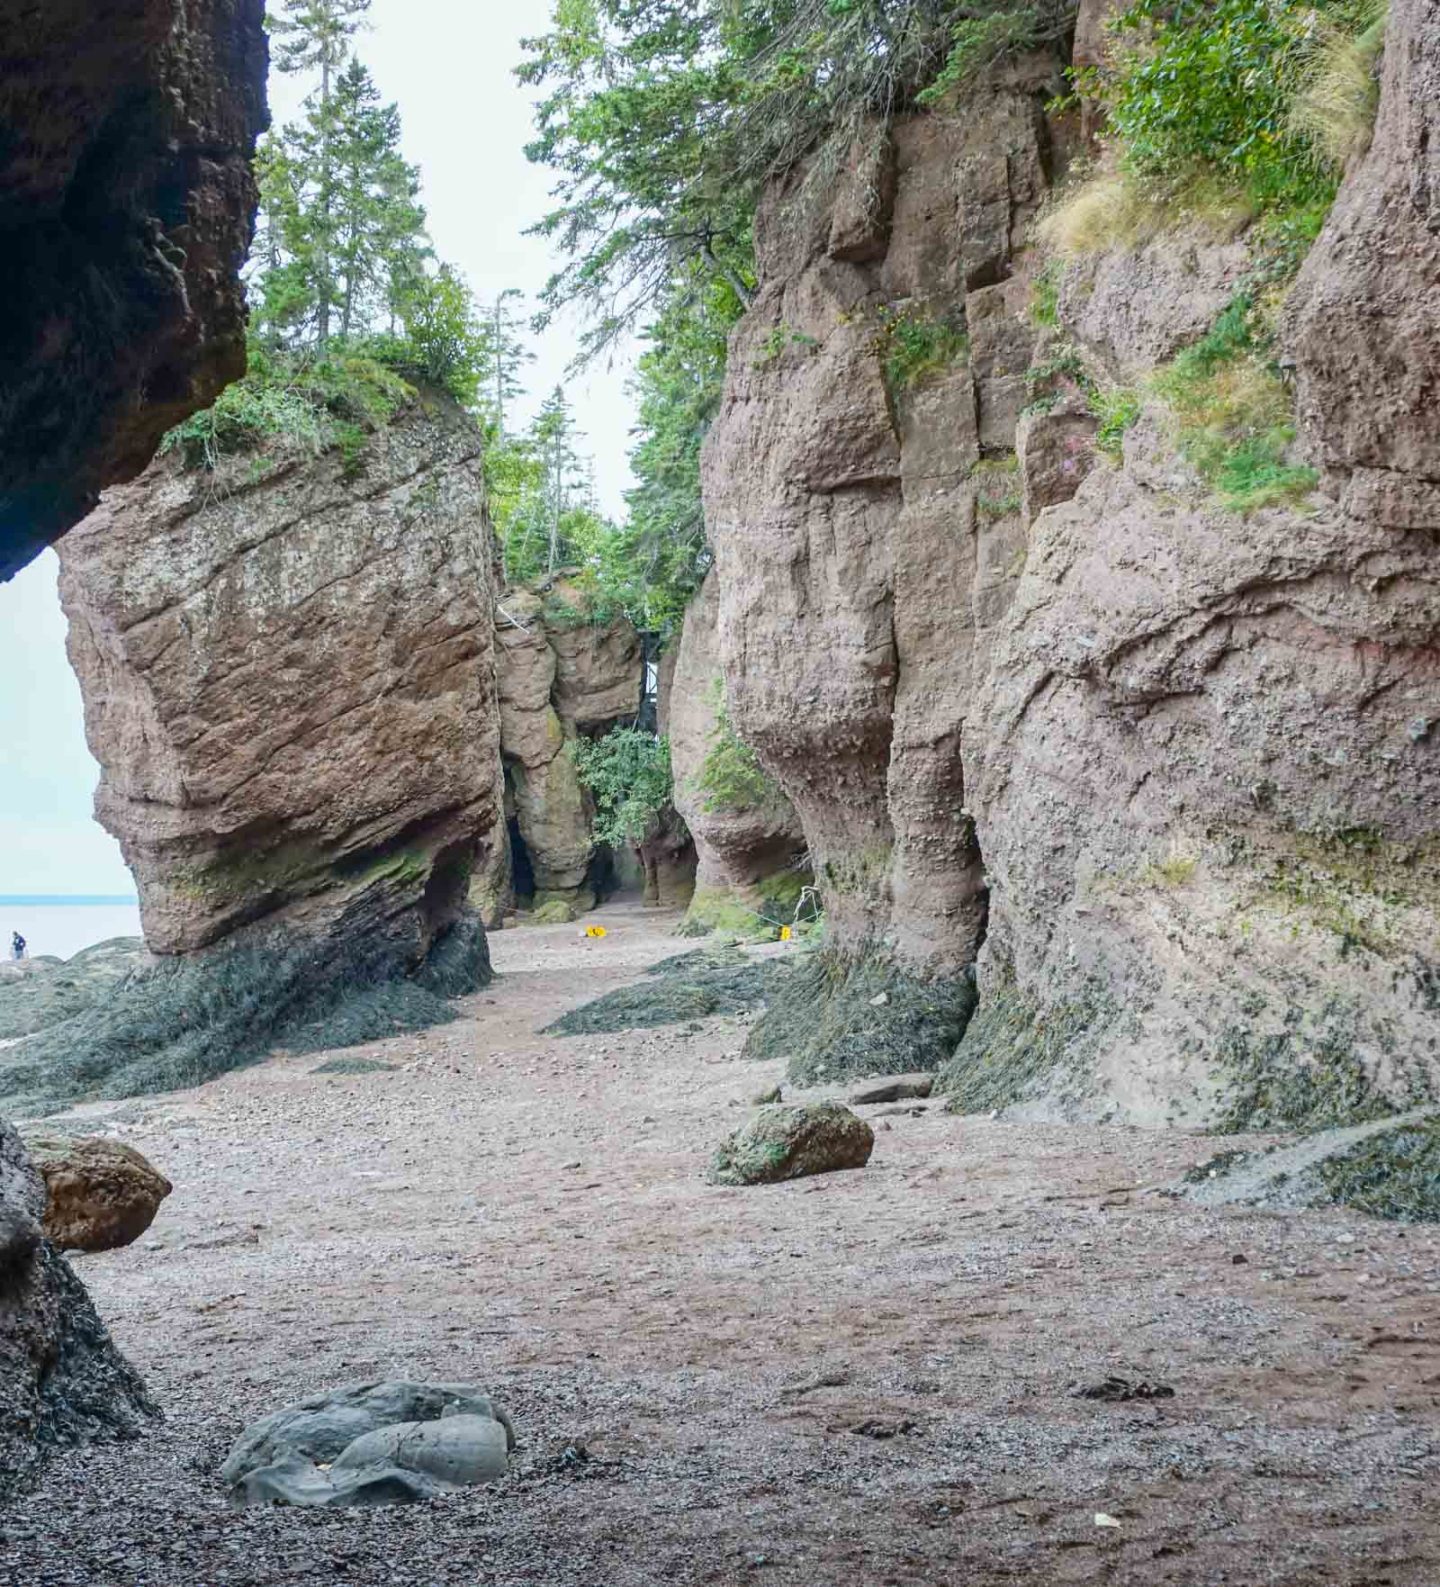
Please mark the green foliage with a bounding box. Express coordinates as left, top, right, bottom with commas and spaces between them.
570, 728, 677, 847
1030, 260, 1062, 327
1082, 0, 1387, 216
519, 1, 1075, 352
879, 303, 969, 393
1089, 385, 1142, 460
972, 456, 1022, 519
694, 683, 777, 814
161, 345, 412, 470
1152, 293, 1318, 512
917, 6, 1061, 106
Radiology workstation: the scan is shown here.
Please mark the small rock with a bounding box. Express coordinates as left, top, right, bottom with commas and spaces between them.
753, 1084, 783, 1105
1071, 1375, 1175, 1403
20, 1135, 172, 1253
850, 1074, 934, 1106
707, 1102, 875, 1187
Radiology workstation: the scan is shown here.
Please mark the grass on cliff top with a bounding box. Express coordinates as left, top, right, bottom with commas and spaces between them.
161, 342, 419, 473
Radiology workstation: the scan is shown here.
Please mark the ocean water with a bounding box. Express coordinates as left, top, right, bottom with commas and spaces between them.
0, 897, 143, 962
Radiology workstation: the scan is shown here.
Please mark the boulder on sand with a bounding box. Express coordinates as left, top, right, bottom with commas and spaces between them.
21, 1136, 172, 1253
707, 1102, 875, 1186
221, 1380, 515, 1508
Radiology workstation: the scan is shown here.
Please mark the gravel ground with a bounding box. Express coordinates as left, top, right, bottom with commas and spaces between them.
3, 898, 1439, 1586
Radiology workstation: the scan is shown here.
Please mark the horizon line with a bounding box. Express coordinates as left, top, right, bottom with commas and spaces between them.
0, 894, 139, 905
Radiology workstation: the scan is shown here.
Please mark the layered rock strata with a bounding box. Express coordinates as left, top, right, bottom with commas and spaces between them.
703, 65, 1059, 1078
14, 391, 502, 1112
666, 574, 806, 934
0, 0, 268, 579
490, 584, 645, 915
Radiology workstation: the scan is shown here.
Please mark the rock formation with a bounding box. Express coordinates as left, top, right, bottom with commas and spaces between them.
20, 1136, 172, 1254
489, 583, 645, 916
666, 574, 807, 934
702, 65, 1057, 1078
1, 389, 503, 1114
0, 0, 268, 580
0, 1121, 156, 1497
702, 20, 1440, 1120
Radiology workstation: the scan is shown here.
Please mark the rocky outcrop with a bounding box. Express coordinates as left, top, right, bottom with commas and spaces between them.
0, 0, 268, 580
702, 64, 1056, 1076
703, 17, 1440, 1122
666, 574, 805, 934
9, 391, 501, 1113
490, 585, 643, 915
939, 1, 1440, 1128
20, 1136, 172, 1253
0, 1121, 156, 1496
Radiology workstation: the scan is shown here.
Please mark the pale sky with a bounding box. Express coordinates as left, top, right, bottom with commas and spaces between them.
0, 0, 637, 897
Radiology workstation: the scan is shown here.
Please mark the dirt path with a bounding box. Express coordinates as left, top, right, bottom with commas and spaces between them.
5, 898, 1439, 1586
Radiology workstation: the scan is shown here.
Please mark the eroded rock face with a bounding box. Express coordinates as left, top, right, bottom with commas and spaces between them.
0, 1122, 155, 1496
1287, 0, 1440, 529
667, 574, 805, 929
491, 586, 643, 913
941, 0, 1440, 1126
702, 68, 1054, 1071
60, 392, 500, 961
0, 0, 268, 579
15, 393, 504, 1113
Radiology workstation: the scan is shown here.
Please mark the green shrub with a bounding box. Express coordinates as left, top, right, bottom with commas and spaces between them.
878, 304, 969, 394
162, 344, 415, 472
972, 456, 1022, 519
694, 684, 777, 814
1089, 386, 1142, 460
569, 728, 677, 847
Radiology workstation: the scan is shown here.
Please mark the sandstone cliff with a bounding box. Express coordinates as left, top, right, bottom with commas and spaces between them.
0, 389, 503, 1114
0, 0, 268, 579
488, 583, 646, 918
666, 573, 808, 936
703, 20, 1440, 1118
703, 64, 1058, 1080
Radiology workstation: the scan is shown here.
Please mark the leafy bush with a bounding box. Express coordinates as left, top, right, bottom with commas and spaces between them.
1080, 0, 1389, 218
878, 304, 969, 394
570, 728, 677, 847
694, 685, 778, 814
1089, 386, 1142, 460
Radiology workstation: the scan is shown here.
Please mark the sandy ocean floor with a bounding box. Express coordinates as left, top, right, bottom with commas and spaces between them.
3, 898, 1439, 1586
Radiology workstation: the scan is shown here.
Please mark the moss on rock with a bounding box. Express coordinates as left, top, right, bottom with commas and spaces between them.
744, 948, 976, 1086
706, 1101, 874, 1186
544, 949, 793, 1037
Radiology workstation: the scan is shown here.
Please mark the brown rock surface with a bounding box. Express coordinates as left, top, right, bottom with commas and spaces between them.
492, 587, 643, 913
21, 1137, 173, 1254
1287, 0, 1440, 527
703, 79, 1048, 1021
667, 574, 805, 926
58, 390, 501, 965
0, 0, 268, 579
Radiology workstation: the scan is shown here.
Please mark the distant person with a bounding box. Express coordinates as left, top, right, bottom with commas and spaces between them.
10, 931, 26, 961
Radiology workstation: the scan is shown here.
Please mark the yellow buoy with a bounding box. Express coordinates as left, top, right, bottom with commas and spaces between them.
778, 925, 793, 942
585, 925, 608, 939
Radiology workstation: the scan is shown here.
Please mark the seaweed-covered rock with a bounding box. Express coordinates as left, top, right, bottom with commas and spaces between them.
544, 949, 792, 1036
0, 1122, 156, 1496
0, 938, 148, 1042
0, 907, 490, 1116
745, 950, 976, 1086
20, 1136, 172, 1253
1181, 1110, 1440, 1223
707, 1102, 875, 1186
221, 1380, 514, 1509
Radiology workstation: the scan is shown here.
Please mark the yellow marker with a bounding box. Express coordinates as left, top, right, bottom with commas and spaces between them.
585, 925, 608, 939
778, 925, 793, 942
